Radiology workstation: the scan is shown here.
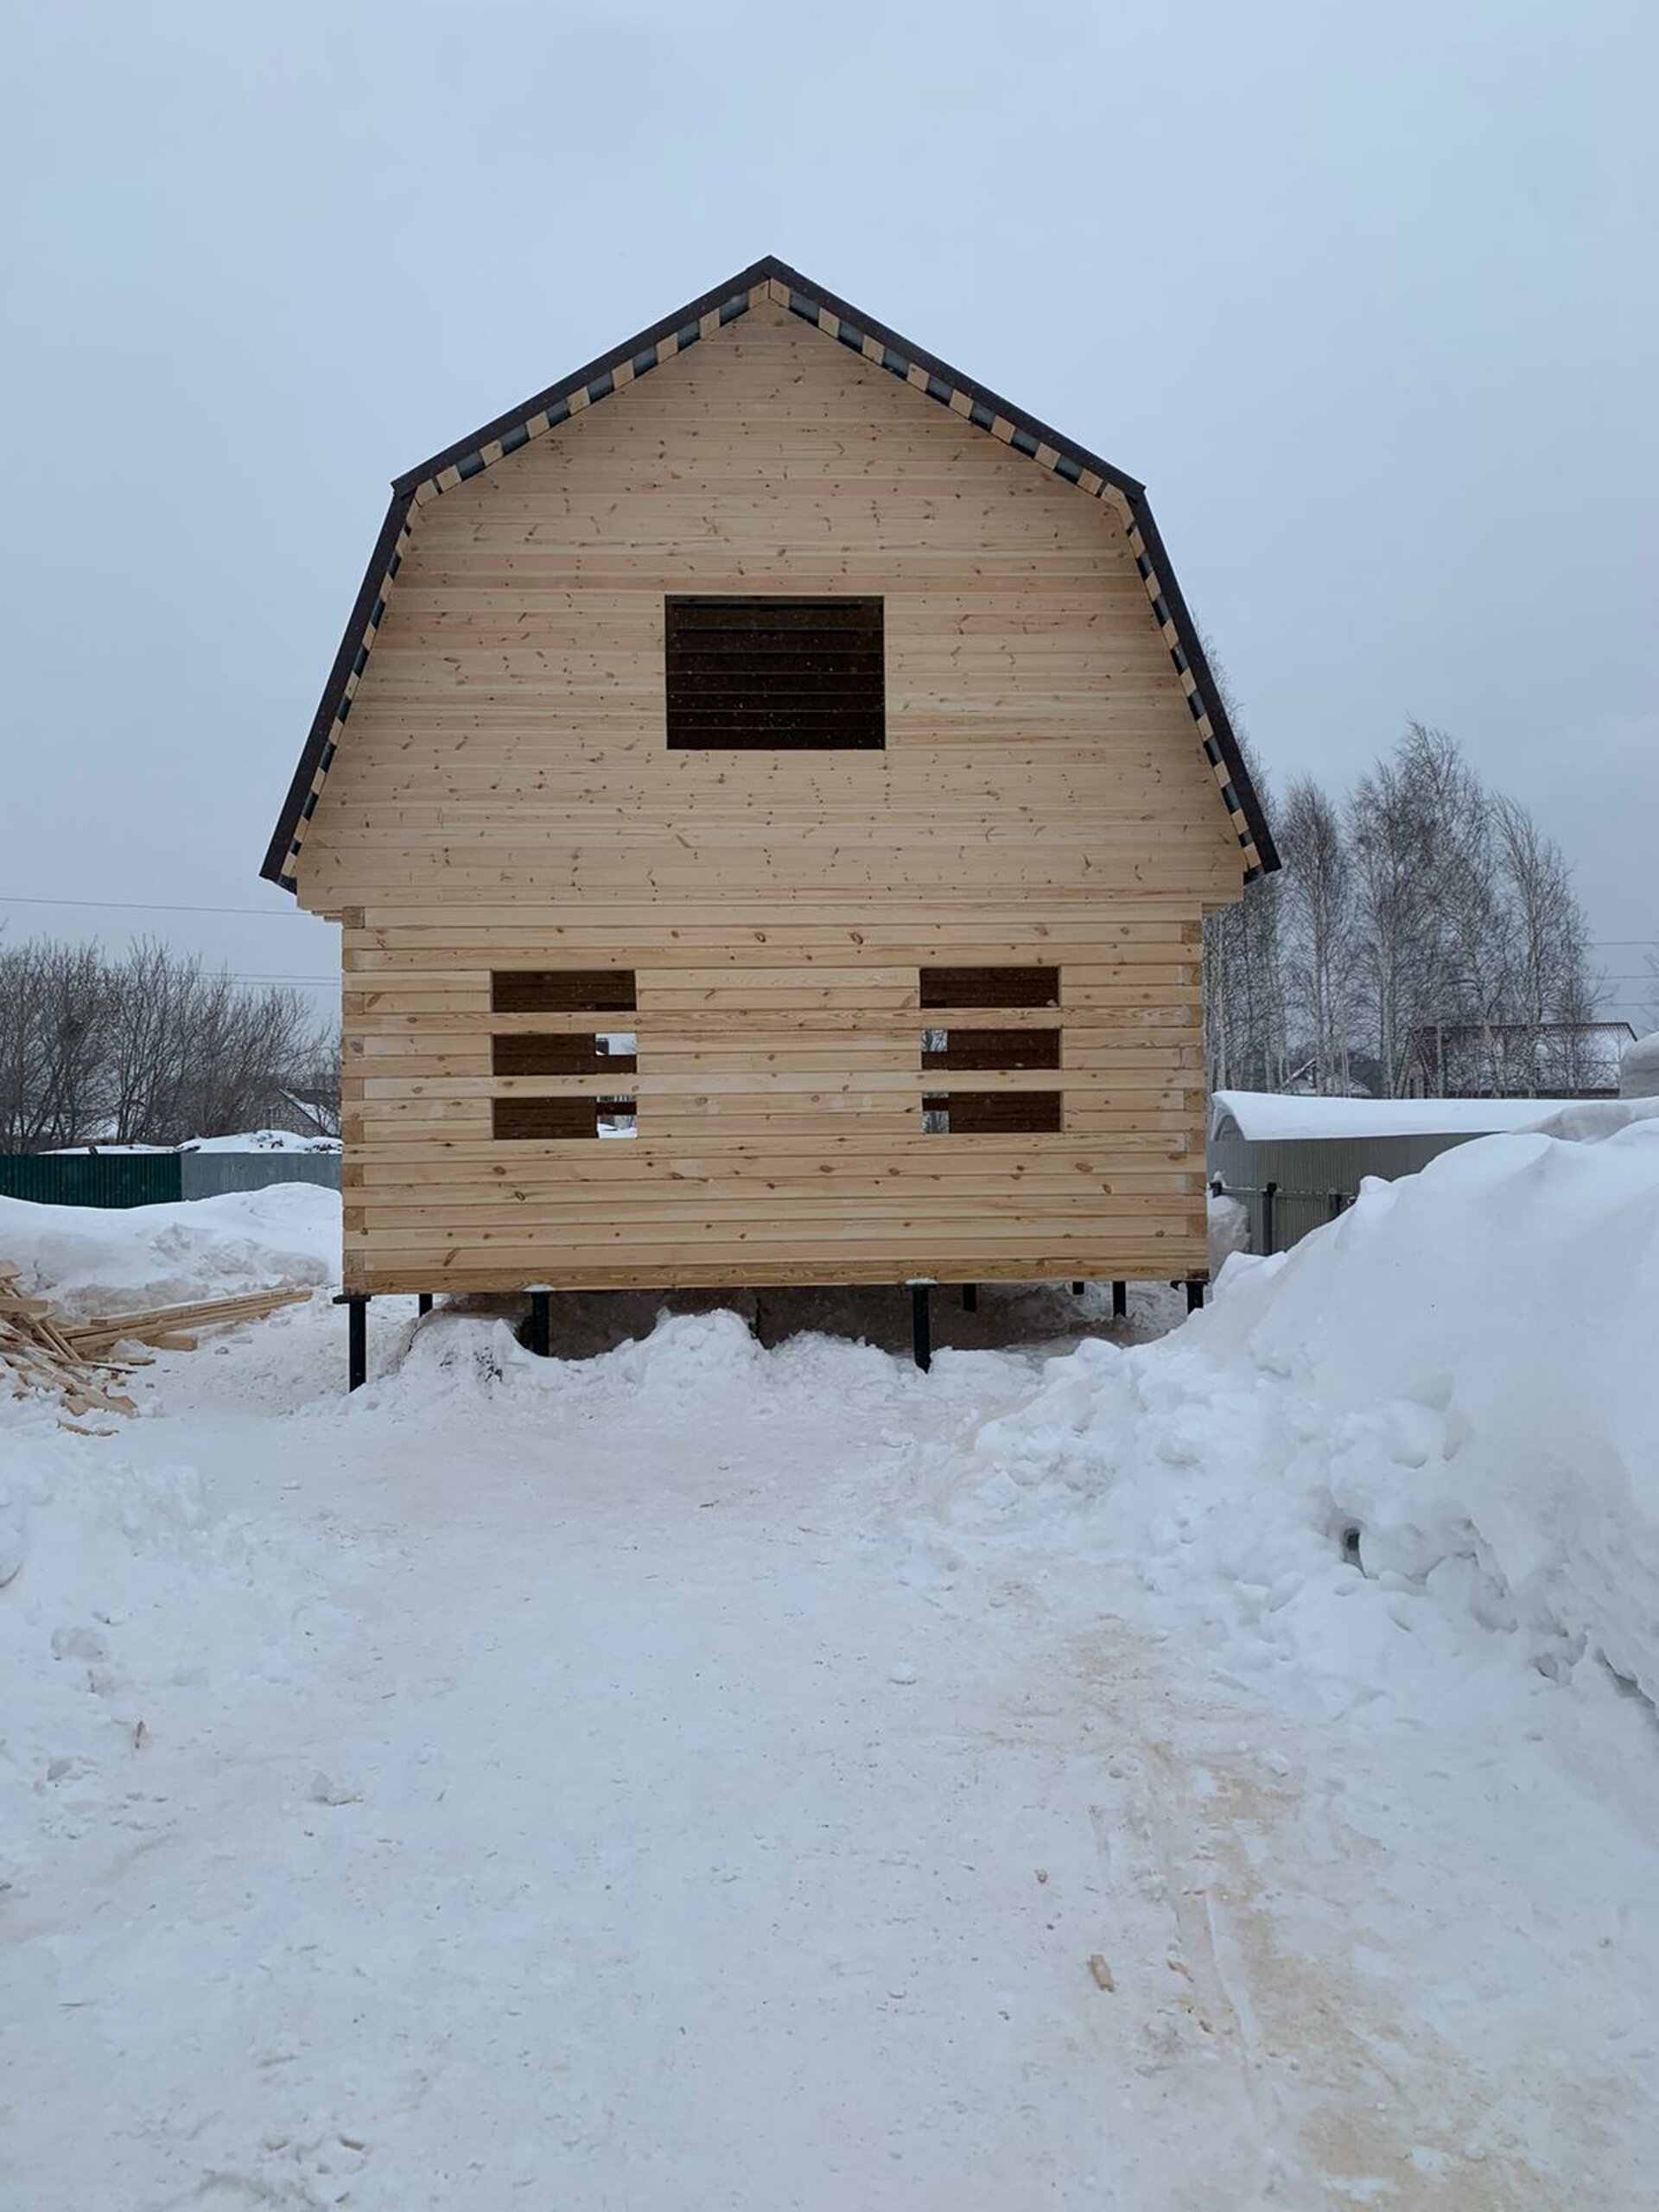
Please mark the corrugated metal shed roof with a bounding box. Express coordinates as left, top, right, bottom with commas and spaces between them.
1210, 1091, 1574, 1144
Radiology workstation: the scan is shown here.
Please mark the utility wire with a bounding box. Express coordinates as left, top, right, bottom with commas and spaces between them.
0, 893, 318, 918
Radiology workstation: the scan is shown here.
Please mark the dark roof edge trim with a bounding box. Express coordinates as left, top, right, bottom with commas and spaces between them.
394, 255, 1147, 504
1128, 498, 1280, 875
259, 491, 412, 886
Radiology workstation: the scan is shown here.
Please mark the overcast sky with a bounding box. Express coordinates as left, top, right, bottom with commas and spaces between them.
3, 0, 1656, 1027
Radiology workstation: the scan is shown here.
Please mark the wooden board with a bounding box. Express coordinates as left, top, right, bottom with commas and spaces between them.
294, 301, 1238, 1294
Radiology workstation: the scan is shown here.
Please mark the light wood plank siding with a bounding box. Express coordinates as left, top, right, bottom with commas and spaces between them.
300, 301, 1238, 1293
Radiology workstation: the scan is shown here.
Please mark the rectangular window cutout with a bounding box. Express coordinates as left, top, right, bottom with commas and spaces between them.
493, 1033, 639, 1077
922, 1027, 1061, 1071
665, 595, 885, 749
491, 970, 636, 1014
920, 966, 1058, 1008
922, 1091, 1064, 1135
493, 1096, 638, 1141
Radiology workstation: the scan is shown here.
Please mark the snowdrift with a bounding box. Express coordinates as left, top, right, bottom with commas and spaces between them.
964, 1118, 1659, 1709
0, 1184, 340, 1319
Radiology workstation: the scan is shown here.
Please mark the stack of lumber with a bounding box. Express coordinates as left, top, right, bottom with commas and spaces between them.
0, 1263, 307, 1420
62, 1287, 308, 1357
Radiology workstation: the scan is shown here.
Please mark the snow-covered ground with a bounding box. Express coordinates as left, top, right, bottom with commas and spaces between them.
0, 1182, 338, 1319
3, 1128, 1659, 2207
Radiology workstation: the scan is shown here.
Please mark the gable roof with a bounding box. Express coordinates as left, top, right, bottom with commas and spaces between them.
261, 255, 1278, 889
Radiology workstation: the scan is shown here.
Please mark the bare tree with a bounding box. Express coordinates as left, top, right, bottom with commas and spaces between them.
1277, 774, 1355, 1092
1486, 798, 1594, 1090
1205, 715, 1599, 1099
0, 940, 113, 1150
1346, 749, 1426, 1095
1197, 651, 1286, 1091
0, 936, 337, 1151
284, 1042, 343, 1139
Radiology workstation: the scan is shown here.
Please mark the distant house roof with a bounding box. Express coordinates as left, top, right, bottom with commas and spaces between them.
1209, 1091, 1580, 1144
260, 254, 1278, 893
1403, 1020, 1637, 1096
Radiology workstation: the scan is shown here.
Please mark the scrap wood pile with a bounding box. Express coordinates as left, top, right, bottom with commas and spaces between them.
0, 1263, 308, 1421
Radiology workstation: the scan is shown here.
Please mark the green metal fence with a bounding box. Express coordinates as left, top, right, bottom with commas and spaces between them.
0, 1154, 184, 1209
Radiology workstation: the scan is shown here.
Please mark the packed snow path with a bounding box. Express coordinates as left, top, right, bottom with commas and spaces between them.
5, 1266, 1659, 2207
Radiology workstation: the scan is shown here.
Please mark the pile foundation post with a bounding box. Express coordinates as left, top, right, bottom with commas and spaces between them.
908, 1281, 932, 1373
332, 1294, 368, 1392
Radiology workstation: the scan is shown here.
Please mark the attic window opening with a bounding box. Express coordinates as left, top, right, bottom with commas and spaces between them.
664, 596, 885, 750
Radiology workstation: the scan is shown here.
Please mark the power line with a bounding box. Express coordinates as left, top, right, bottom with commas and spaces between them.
0, 893, 319, 919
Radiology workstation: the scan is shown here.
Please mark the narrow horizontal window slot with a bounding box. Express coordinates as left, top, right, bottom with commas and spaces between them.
922, 1027, 1061, 1071
921, 1091, 1064, 1135
491, 970, 636, 1014
492, 1033, 639, 1077
493, 1096, 637, 1141
920, 966, 1058, 1008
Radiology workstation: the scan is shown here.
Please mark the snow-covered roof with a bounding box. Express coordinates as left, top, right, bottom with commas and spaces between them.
1210, 1090, 1579, 1143
50, 1129, 340, 1155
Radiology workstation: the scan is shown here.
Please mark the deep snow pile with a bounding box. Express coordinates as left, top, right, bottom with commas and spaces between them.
960, 1117, 1659, 1711
0, 1182, 339, 1319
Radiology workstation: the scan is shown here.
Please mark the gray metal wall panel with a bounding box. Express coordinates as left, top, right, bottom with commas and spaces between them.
179, 1154, 342, 1200
1205, 1128, 1494, 1253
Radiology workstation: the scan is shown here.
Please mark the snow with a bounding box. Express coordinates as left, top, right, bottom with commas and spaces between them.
1205, 1187, 1249, 1271
181, 1128, 341, 1154
51, 1128, 340, 1154
0, 1182, 339, 1319
1211, 1087, 1591, 1141
4, 1129, 1659, 2203
1522, 1094, 1659, 1144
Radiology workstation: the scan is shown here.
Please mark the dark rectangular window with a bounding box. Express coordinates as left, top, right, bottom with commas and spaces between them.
491, 970, 636, 1014
922, 1027, 1060, 1071
493, 1097, 638, 1141
493, 1033, 638, 1077
920, 966, 1058, 1008
922, 1091, 1064, 1135
664, 595, 885, 749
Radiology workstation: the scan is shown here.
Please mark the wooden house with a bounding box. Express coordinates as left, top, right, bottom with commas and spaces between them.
259, 257, 1278, 1376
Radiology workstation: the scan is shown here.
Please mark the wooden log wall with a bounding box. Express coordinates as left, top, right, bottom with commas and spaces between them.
299, 301, 1241, 1294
